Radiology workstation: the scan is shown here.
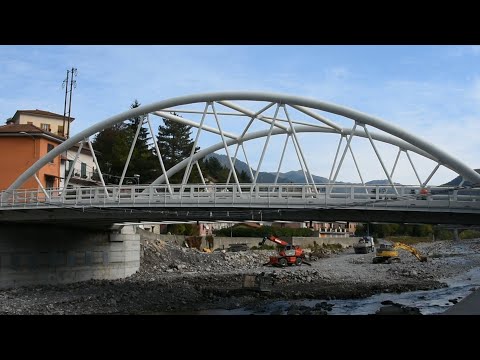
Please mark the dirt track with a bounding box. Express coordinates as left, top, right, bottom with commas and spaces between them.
0, 237, 479, 315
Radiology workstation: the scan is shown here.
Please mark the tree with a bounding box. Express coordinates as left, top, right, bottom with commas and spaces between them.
124, 100, 157, 183
238, 169, 251, 183
92, 100, 157, 184
92, 122, 129, 181
156, 113, 195, 183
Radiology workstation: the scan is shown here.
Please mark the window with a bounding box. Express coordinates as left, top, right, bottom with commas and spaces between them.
45, 176, 54, 189
58, 125, 64, 136
41, 123, 51, 132
81, 162, 87, 178
47, 144, 55, 163
65, 160, 74, 172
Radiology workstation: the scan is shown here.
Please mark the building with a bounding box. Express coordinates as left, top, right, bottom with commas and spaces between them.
7, 109, 74, 138
1, 109, 98, 192
59, 143, 100, 189
272, 220, 357, 237
0, 124, 64, 190
309, 221, 357, 237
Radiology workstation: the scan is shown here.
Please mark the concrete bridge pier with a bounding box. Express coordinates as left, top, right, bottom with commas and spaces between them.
0, 224, 140, 289
453, 228, 460, 241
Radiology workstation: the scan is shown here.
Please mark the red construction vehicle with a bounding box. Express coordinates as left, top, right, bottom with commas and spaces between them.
259, 235, 310, 267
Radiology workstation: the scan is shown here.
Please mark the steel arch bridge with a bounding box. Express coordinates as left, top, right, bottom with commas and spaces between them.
1, 91, 480, 227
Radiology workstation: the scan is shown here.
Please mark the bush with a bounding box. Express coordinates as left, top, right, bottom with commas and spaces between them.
166, 223, 199, 235
434, 229, 454, 241
322, 243, 343, 250
385, 236, 432, 244
185, 236, 202, 250
460, 230, 480, 240
356, 223, 434, 238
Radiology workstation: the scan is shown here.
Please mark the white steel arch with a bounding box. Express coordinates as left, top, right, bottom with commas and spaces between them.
2, 91, 480, 203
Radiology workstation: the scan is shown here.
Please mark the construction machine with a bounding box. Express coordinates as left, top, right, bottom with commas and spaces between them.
353, 236, 375, 254
372, 241, 427, 264
259, 235, 311, 267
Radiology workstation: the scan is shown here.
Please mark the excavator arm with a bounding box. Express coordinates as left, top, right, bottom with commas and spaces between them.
393, 242, 427, 262
259, 235, 290, 247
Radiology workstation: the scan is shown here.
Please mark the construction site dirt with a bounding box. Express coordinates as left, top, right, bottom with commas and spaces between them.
0, 236, 479, 315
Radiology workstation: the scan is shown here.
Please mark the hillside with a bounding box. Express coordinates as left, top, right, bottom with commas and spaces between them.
206, 153, 291, 183
442, 169, 480, 187
206, 153, 408, 185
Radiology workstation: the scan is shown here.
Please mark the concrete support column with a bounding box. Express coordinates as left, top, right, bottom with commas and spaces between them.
0, 224, 140, 289
453, 228, 460, 241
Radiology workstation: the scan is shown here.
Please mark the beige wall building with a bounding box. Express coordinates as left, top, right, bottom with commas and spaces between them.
8, 109, 74, 138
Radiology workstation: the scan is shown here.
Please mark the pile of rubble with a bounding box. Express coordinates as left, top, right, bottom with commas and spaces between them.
137, 239, 278, 277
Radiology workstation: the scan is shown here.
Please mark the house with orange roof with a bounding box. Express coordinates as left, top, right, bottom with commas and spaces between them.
0, 123, 64, 190
1, 109, 99, 192
7, 109, 74, 138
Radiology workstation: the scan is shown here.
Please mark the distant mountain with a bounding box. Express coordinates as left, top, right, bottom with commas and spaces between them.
269, 170, 330, 184
206, 153, 406, 185
206, 153, 290, 183
207, 153, 333, 184
207, 153, 251, 175
442, 169, 480, 187
366, 179, 402, 185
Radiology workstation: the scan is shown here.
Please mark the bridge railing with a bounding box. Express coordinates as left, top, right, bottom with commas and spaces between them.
1, 183, 480, 210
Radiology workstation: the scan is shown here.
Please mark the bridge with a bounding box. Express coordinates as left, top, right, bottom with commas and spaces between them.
1, 183, 479, 228
1, 91, 479, 287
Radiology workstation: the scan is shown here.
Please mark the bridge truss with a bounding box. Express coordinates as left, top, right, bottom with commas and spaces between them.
1, 92, 480, 220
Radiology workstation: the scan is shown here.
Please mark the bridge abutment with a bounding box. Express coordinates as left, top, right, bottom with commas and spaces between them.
0, 224, 140, 289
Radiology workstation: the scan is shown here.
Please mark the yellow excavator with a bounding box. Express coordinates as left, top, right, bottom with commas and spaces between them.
372, 241, 427, 264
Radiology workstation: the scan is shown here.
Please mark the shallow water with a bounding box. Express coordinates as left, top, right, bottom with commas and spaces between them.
183, 267, 480, 315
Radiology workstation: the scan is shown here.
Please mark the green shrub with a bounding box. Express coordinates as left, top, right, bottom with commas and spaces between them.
385, 236, 432, 244
460, 230, 480, 240
322, 243, 343, 250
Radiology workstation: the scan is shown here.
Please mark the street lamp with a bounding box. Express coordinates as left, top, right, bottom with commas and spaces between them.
19, 131, 36, 158
133, 174, 140, 185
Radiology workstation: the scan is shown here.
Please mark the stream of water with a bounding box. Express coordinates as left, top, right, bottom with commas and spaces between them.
190, 267, 480, 315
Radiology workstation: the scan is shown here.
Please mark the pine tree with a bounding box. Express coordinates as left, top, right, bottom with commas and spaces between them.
92, 100, 157, 185
92, 122, 129, 183
238, 169, 251, 183
125, 100, 157, 183
156, 113, 195, 183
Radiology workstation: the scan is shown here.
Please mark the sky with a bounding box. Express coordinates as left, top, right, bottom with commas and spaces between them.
1, 45, 479, 185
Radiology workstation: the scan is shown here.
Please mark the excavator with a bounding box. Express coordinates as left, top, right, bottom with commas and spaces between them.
259, 235, 311, 267
372, 241, 427, 264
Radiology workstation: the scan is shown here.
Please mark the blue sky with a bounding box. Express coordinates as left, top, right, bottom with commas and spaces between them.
1, 45, 479, 185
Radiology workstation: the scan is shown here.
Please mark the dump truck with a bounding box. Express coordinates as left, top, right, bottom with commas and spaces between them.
353, 236, 375, 254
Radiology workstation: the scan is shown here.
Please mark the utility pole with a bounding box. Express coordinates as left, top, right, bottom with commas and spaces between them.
62, 70, 69, 137
62, 67, 77, 139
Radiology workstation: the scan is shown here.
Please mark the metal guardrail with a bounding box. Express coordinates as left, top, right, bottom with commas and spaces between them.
1, 184, 480, 211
